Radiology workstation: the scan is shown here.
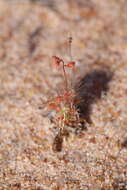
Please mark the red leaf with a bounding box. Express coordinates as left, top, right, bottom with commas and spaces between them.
48, 103, 61, 112
55, 96, 63, 103
52, 56, 63, 67
48, 103, 57, 109
65, 61, 75, 68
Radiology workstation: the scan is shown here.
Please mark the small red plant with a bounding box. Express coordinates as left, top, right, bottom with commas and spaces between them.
46, 37, 85, 152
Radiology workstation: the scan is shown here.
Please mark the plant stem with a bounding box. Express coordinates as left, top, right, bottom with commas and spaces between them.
69, 36, 72, 61
68, 36, 76, 84
61, 60, 68, 92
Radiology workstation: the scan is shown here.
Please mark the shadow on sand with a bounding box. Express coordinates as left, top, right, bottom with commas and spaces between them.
75, 68, 113, 126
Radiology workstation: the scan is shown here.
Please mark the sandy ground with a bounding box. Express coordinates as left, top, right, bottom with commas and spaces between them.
0, 0, 127, 189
